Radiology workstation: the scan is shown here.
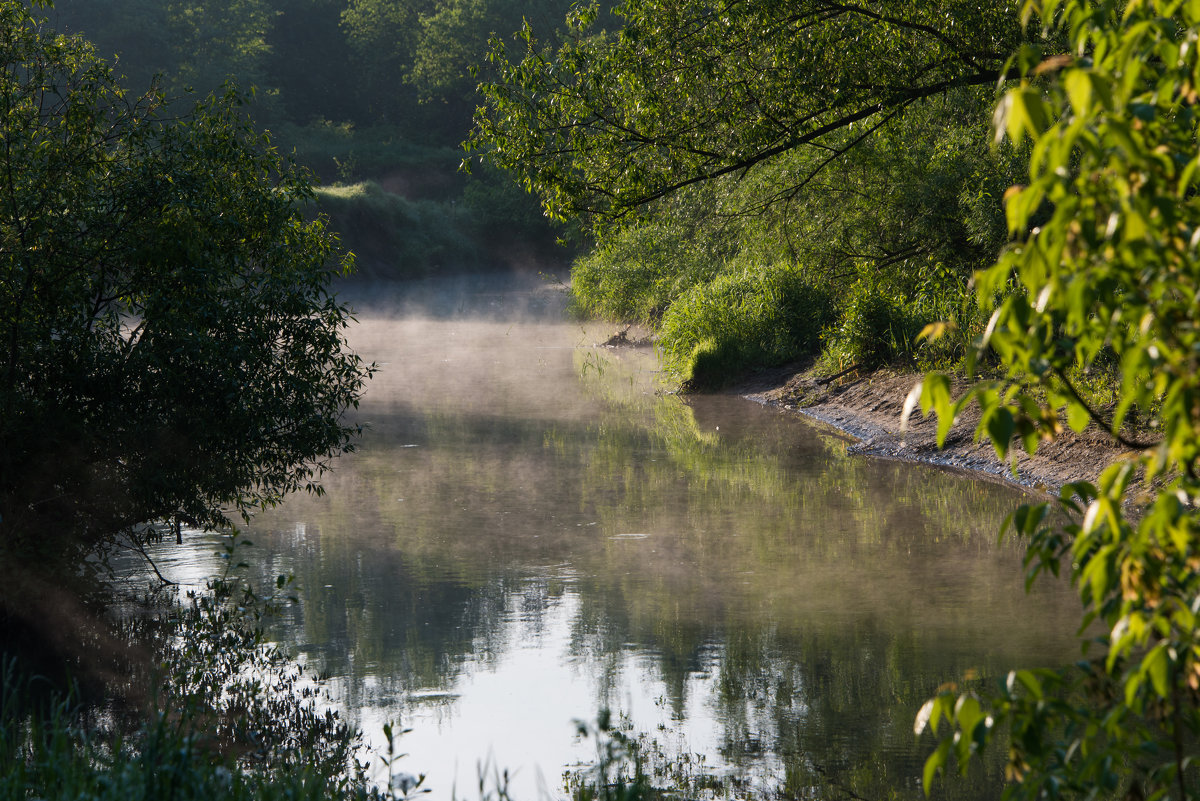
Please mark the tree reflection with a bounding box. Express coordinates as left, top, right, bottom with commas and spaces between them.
241, 316, 1077, 800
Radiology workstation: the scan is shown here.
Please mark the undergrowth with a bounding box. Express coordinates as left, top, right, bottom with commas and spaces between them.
657, 262, 834, 389
0, 533, 423, 801
314, 181, 484, 278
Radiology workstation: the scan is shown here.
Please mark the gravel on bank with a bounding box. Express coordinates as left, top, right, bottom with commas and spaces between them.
737, 365, 1137, 497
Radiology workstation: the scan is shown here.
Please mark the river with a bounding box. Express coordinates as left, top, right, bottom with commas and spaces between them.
165, 273, 1082, 800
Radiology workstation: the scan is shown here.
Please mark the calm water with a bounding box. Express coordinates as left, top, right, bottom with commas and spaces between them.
169, 274, 1082, 800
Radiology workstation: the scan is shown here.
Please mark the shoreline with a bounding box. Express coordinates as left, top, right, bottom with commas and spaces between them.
733, 364, 1132, 498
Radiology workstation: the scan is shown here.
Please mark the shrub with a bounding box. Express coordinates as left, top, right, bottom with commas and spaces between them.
821, 277, 918, 370
570, 222, 724, 323
658, 263, 834, 389
314, 181, 484, 278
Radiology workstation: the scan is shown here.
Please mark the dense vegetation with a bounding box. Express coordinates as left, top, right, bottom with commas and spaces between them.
471, 0, 1037, 385
42, 0, 573, 276
0, 2, 372, 565
0, 4, 377, 793
473, 0, 1200, 798
917, 2, 1200, 799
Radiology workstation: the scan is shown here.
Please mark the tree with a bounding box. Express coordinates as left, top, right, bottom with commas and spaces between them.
469, 0, 1031, 227
165, 0, 275, 97
0, 1, 371, 563
266, 0, 362, 124
342, 0, 576, 137
45, 0, 172, 91
914, 1, 1200, 798
340, 0, 428, 125
50, 0, 276, 101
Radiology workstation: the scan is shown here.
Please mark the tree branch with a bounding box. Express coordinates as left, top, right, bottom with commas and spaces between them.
595, 68, 1012, 216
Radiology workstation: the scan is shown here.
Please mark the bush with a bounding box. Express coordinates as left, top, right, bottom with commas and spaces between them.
658, 263, 834, 389
570, 221, 725, 323
821, 277, 918, 370
314, 181, 484, 278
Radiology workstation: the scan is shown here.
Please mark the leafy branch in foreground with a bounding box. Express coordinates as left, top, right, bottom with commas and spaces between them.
914, 1, 1200, 798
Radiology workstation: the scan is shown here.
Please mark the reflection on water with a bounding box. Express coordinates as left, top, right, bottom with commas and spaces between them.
176, 275, 1081, 799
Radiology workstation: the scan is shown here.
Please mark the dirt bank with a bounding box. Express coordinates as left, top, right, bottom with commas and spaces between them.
737, 365, 1135, 496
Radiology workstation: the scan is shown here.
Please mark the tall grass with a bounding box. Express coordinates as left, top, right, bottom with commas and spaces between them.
817, 262, 986, 372
657, 262, 834, 389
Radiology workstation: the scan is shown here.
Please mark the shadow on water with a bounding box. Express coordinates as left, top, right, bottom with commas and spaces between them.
175, 274, 1084, 800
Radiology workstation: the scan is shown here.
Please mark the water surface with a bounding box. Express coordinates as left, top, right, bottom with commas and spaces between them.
178, 275, 1082, 800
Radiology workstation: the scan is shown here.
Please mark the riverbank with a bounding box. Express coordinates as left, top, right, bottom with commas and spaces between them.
736, 365, 1135, 496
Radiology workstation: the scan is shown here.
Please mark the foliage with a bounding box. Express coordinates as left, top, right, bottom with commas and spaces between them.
569, 187, 731, 324
166, 0, 274, 97
0, 535, 423, 801
819, 263, 983, 371
343, 0, 576, 134
460, 161, 564, 243
470, 0, 1030, 227
472, 3, 1027, 383
0, 3, 371, 561
821, 276, 916, 370
314, 181, 484, 276
718, 89, 1023, 288
914, 1, 1200, 798
265, 0, 361, 125
657, 263, 833, 389
565, 87, 1008, 380
45, 0, 569, 275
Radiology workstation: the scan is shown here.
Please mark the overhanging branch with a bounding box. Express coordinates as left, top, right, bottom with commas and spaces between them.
597, 68, 1012, 216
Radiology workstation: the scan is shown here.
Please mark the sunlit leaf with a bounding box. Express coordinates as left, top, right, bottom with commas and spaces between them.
1066, 401, 1091, 433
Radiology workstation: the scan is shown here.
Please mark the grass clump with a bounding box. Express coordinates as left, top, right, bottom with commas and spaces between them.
658, 263, 833, 389
569, 211, 730, 324
820, 276, 917, 371
816, 263, 986, 374
314, 181, 483, 278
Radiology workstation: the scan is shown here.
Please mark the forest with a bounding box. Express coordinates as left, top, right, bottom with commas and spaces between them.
5, 0, 1200, 800
42, 0, 573, 276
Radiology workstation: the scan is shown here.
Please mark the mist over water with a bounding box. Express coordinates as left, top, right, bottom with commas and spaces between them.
168, 273, 1082, 800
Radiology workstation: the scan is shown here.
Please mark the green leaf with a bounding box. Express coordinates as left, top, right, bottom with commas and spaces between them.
954, 695, 983, 738
985, 408, 1015, 459
921, 373, 951, 417
1066, 401, 1091, 433
1015, 669, 1044, 699
1144, 644, 1170, 698
923, 739, 951, 797
914, 699, 935, 735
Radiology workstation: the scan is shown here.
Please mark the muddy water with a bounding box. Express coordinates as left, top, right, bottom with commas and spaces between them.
190, 275, 1081, 799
